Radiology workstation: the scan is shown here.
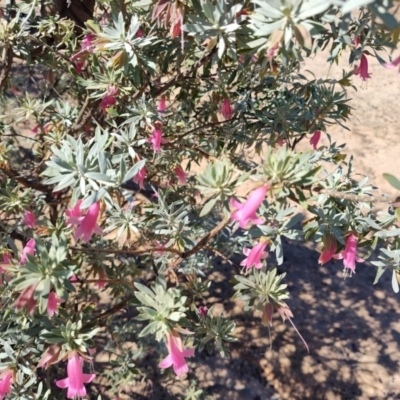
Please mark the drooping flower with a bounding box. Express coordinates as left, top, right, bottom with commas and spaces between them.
318, 234, 337, 265
96, 268, 107, 289
136, 28, 144, 38
354, 54, 371, 81
219, 98, 233, 120
0, 371, 13, 399
133, 166, 146, 189
198, 306, 209, 318
170, 5, 184, 39
158, 97, 167, 112
230, 185, 268, 229
351, 36, 360, 47
383, 54, 400, 76
30, 125, 40, 135
175, 166, 187, 184
267, 43, 279, 70
47, 292, 63, 317
20, 238, 35, 265
334, 233, 364, 274
56, 352, 96, 399
80, 33, 95, 53
74, 60, 85, 75
241, 241, 269, 269
159, 331, 195, 376
14, 284, 37, 314
100, 85, 118, 113
22, 211, 36, 229
38, 345, 61, 369
66, 200, 83, 223
148, 128, 168, 152
310, 130, 321, 150
66, 201, 103, 243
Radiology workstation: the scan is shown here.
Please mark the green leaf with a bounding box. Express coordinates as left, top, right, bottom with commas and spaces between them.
392, 270, 399, 293
199, 197, 218, 217
383, 173, 400, 191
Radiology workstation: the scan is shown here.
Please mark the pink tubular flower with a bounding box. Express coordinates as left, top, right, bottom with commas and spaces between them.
56, 352, 95, 399
30, 125, 40, 135
175, 166, 187, 184
334, 233, 364, 274
38, 345, 61, 369
310, 130, 321, 150
14, 284, 37, 314
66, 201, 103, 243
230, 185, 268, 229
133, 166, 146, 189
219, 98, 233, 120
47, 292, 63, 317
100, 85, 118, 112
198, 306, 208, 317
74, 60, 84, 75
81, 33, 95, 53
20, 238, 35, 265
158, 97, 167, 112
0, 371, 12, 399
22, 211, 36, 229
318, 234, 337, 265
241, 241, 268, 269
96, 268, 107, 289
354, 54, 371, 81
66, 200, 83, 223
383, 54, 400, 76
148, 129, 168, 152
159, 331, 195, 376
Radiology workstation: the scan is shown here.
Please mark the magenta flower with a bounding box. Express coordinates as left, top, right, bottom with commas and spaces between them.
56, 352, 95, 399
74, 60, 84, 75
198, 306, 209, 317
67, 201, 103, 243
159, 331, 195, 376
318, 234, 337, 265
334, 233, 364, 274
136, 28, 144, 38
0, 253, 11, 285
230, 185, 268, 229
219, 98, 233, 120
354, 54, 371, 81
383, 54, 400, 76
47, 292, 63, 317
310, 130, 321, 150
133, 166, 146, 189
81, 33, 95, 53
241, 241, 269, 269
96, 268, 107, 289
148, 129, 168, 152
14, 284, 37, 314
22, 211, 36, 229
38, 345, 61, 369
0, 371, 12, 399
20, 238, 35, 265
30, 125, 39, 135
175, 166, 187, 184
158, 97, 167, 112
100, 85, 118, 112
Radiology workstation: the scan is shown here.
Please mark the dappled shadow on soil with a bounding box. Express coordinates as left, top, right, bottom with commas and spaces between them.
200, 238, 400, 400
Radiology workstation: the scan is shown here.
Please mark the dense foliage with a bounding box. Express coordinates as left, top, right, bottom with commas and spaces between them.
1, 0, 400, 398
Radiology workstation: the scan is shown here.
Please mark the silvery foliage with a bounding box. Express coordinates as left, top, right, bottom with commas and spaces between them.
0, 0, 399, 397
